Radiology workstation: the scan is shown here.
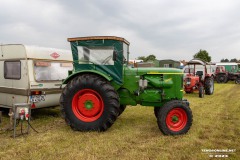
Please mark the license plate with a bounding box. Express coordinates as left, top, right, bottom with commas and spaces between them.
31, 95, 46, 102
186, 82, 191, 85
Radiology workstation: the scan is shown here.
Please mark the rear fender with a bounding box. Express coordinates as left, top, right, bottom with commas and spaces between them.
62, 70, 113, 84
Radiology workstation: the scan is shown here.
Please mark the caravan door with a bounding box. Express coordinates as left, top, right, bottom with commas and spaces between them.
4, 60, 29, 107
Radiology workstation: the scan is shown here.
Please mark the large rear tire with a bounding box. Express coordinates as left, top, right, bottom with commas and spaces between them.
205, 77, 214, 95
216, 74, 227, 83
235, 77, 240, 84
199, 86, 204, 98
156, 100, 193, 135
154, 107, 161, 118
60, 74, 120, 131
118, 105, 126, 116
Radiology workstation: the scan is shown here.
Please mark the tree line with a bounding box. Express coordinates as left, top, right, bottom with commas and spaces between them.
220, 58, 240, 62
137, 49, 239, 63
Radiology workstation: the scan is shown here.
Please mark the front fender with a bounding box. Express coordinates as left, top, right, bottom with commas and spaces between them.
62, 70, 113, 84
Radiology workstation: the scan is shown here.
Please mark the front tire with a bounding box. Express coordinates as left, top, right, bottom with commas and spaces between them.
60, 74, 120, 131
156, 100, 193, 135
199, 86, 204, 98
216, 74, 227, 83
235, 77, 240, 84
205, 77, 214, 95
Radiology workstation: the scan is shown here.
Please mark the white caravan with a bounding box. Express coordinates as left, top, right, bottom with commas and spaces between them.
0, 44, 73, 109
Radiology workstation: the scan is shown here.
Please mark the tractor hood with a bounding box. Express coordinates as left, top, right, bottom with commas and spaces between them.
123, 66, 184, 98
136, 67, 183, 75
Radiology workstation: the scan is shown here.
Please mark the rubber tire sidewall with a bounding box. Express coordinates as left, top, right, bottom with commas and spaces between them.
199, 86, 204, 98
216, 74, 227, 83
157, 100, 193, 135
205, 77, 214, 95
60, 74, 120, 131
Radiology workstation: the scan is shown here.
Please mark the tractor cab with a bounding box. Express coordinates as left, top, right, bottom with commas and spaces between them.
184, 59, 206, 80
66, 36, 129, 86
184, 59, 214, 97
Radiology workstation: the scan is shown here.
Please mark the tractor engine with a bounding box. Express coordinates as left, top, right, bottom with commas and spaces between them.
184, 76, 200, 93
119, 67, 184, 107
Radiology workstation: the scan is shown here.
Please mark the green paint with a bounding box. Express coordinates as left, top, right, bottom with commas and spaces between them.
220, 64, 238, 73
69, 39, 125, 85
38, 84, 43, 87
65, 36, 185, 108
84, 101, 93, 110
63, 70, 113, 84
172, 116, 179, 123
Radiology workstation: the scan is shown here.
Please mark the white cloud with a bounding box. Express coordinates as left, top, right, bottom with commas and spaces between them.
0, 0, 240, 61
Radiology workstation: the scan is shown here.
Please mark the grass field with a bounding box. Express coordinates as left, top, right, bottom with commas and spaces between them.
0, 83, 239, 160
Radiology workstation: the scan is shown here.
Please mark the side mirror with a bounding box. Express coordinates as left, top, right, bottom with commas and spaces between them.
113, 50, 117, 61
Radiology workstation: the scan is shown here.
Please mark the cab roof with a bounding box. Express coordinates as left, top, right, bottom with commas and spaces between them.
187, 59, 206, 65
67, 36, 130, 45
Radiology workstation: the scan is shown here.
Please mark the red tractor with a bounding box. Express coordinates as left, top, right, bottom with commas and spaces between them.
183, 59, 214, 98
236, 75, 240, 84
215, 65, 240, 84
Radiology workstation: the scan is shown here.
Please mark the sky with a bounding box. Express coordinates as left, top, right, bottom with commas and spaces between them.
1, 0, 240, 62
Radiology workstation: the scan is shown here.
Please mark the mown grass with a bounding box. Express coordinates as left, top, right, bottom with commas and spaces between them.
0, 83, 239, 160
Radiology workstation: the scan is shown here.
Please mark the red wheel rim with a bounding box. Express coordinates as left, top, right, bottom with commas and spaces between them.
72, 89, 104, 122
166, 108, 188, 132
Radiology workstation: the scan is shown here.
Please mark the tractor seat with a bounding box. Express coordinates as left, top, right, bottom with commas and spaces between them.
196, 71, 203, 77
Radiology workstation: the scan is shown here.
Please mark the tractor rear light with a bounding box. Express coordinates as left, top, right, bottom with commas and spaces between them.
31, 91, 43, 95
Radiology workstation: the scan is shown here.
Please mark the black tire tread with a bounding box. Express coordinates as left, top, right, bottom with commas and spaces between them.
118, 105, 126, 116
156, 100, 193, 135
235, 77, 240, 84
216, 74, 227, 83
199, 86, 204, 98
204, 77, 214, 95
60, 74, 120, 132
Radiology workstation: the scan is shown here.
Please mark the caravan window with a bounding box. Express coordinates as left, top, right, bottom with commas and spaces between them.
34, 61, 73, 81
4, 61, 21, 79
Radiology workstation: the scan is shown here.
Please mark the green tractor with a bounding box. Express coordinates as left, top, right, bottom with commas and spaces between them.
60, 36, 193, 135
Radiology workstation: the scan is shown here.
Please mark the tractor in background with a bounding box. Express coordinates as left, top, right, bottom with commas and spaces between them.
236, 74, 240, 84
60, 36, 193, 135
215, 63, 240, 83
183, 59, 214, 98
